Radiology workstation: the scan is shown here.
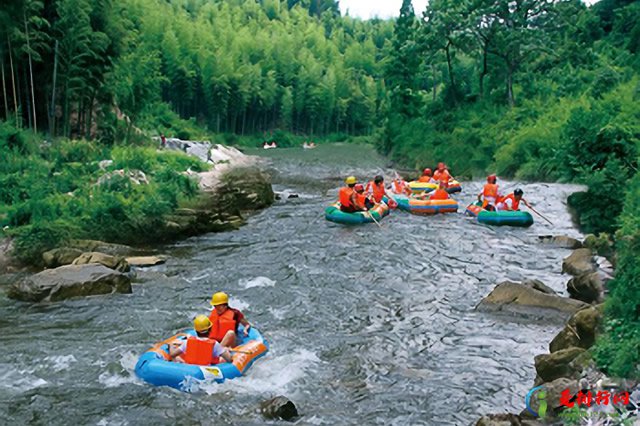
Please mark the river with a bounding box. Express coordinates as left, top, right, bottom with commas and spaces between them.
0, 144, 586, 425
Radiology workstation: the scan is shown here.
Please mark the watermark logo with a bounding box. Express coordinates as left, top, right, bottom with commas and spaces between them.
525, 385, 548, 418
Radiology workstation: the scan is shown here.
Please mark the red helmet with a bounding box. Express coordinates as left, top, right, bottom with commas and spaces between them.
423, 168, 432, 176
354, 183, 364, 192
487, 174, 497, 183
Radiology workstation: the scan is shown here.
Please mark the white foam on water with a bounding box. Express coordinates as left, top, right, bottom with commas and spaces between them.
267, 307, 288, 320
200, 348, 321, 396
43, 355, 77, 372
0, 366, 48, 392
239, 276, 276, 289
98, 370, 139, 388
119, 351, 139, 371
187, 272, 210, 283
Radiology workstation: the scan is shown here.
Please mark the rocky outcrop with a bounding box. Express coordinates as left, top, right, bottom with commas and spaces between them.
476, 281, 588, 320
66, 240, 133, 257
534, 347, 586, 383
0, 238, 25, 273
260, 396, 298, 421
475, 414, 543, 426
562, 248, 596, 276
42, 247, 83, 268
522, 377, 580, 419
216, 167, 274, 212
72, 252, 130, 273
96, 169, 149, 186
126, 256, 166, 267
8, 264, 131, 302
549, 306, 602, 353
566, 271, 606, 304
537, 235, 583, 249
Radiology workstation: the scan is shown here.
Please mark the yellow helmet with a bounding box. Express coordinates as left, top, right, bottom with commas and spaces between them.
193, 315, 212, 332
210, 291, 229, 306
345, 176, 357, 185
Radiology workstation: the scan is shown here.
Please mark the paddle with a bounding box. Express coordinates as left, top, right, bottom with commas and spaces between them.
366, 210, 382, 227
231, 349, 252, 355
526, 204, 554, 225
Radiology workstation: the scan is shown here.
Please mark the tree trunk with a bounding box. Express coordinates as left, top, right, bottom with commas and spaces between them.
49, 40, 59, 138
23, 69, 32, 129
24, 12, 37, 133
86, 90, 96, 139
445, 41, 456, 101
479, 45, 488, 99
1, 54, 8, 120
506, 63, 514, 107
432, 63, 437, 101
7, 37, 19, 125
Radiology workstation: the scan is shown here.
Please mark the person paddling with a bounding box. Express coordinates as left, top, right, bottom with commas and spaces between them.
365, 175, 395, 204
354, 183, 374, 210
429, 180, 451, 200
208, 292, 252, 348
432, 162, 452, 185
496, 188, 531, 211
339, 176, 363, 213
418, 168, 433, 183
478, 174, 500, 211
169, 315, 233, 365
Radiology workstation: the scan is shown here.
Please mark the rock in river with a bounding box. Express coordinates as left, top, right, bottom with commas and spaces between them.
8, 264, 131, 302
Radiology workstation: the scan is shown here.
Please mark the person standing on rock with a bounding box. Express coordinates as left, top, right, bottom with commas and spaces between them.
160, 134, 166, 149
208, 292, 252, 348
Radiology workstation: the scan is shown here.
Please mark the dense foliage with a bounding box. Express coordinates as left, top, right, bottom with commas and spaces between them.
0, 121, 203, 264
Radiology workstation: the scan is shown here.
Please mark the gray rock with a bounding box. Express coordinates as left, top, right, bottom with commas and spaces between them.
534, 347, 586, 383
67, 240, 133, 256
567, 272, 605, 304
562, 249, 596, 276
476, 282, 589, 320
475, 414, 544, 426
260, 396, 298, 421
126, 256, 166, 267
8, 264, 131, 302
538, 235, 583, 249
549, 306, 602, 353
523, 279, 556, 295
523, 377, 580, 418
72, 252, 130, 272
42, 247, 83, 268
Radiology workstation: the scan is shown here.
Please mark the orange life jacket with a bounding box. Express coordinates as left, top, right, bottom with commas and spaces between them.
391, 180, 410, 195
355, 192, 367, 209
429, 189, 450, 200
369, 181, 386, 203
418, 176, 432, 183
182, 337, 217, 365
433, 169, 451, 183
208, 309, 237, 342
339, 187, 354, 208
482, 184, 498, 198
501, 193, 520, 210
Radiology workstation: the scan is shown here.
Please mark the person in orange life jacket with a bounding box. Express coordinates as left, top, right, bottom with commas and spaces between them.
169, 315, 233, 365
365, 175, 394, 204
429, 180, 451, 200
477, 174, 501, 211
432, 162, 452, 184
496, 188, 531, 211
390, 176, 412, 195
209, 292, 251, 348
417, 168, 433, 183
339, 176, 362, 213
354, 183, 375, 210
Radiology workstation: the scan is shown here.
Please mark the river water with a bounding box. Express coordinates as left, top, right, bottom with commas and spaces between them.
0, 144, 586, 425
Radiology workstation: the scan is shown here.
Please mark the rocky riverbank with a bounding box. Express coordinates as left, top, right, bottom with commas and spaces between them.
475, 234, 639, 426
3, 139, 274, 302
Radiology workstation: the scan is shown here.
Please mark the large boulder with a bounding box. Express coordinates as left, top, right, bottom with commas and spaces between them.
260, 396, 298, 421
562, 249, 596, 276
537, 235, 583, 249
583, 233, 615, 261
521, 377, 580, 419
164, 208, 244, 237
42, 247, 83, 268
7, 264, 131, 302
534, 347, 586, 383
566, 272, 606, 304
72, 252, 130, 272
549, 306, 602, 353
476, 282, 588, 320
217, 167, 274, 212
